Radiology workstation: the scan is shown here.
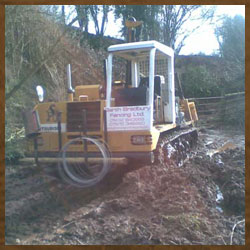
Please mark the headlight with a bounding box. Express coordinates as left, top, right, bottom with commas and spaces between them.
131, 135, 152, 145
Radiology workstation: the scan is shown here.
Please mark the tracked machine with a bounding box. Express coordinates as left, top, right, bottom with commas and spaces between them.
23, 20, 198, 188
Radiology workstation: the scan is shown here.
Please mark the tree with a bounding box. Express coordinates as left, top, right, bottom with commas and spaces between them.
159, 5, 215, 54
5, 5, 69, 161
181, 64, 221, 98
89, 5, 111, 36
114, 5, 161, 41
72, 5, 112, 36
61, 5, 65, 24
5, 5, 103, 161
75, 5, 90, 32
216, 15, 245, 62
215, 15, 245, 93
114, 5, 215, 54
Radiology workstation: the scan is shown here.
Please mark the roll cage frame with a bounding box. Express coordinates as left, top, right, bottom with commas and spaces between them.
106, 40, 176, 124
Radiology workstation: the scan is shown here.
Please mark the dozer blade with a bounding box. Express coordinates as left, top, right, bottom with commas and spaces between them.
155, 127, 198, 167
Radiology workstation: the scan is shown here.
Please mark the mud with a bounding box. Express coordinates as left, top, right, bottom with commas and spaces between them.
5, 125, 245, 245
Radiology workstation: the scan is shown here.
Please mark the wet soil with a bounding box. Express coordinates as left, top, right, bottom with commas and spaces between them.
5, 125, 245, 245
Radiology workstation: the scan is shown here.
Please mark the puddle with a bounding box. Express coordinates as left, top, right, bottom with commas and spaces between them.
215, 185, 224, 213
216, 185, 223, 202
215, 156, 224, 167
205, 141, 214, 147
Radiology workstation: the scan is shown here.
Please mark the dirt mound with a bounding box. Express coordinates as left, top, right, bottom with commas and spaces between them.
5, 127, 245, 245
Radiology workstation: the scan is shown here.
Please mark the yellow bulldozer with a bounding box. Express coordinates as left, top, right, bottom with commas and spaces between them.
22, 20, 198, 188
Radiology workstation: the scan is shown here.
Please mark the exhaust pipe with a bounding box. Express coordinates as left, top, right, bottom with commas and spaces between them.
66, 64, 74, 101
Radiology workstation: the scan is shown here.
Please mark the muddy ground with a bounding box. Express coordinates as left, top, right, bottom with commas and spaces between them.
5, 123, 245, 245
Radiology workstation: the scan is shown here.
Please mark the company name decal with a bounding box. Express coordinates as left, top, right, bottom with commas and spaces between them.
105, 106, 152, 131
40, 123, 66, 132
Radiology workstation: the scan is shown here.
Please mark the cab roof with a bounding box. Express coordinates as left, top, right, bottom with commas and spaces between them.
108, 40, 174, 60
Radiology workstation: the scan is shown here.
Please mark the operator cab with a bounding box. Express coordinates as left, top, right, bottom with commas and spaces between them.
106, 40, 175, 125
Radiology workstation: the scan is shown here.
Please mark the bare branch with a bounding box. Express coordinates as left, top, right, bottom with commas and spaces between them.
5, 16, 78, 101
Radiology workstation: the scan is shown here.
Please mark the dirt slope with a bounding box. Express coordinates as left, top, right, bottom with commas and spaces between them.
5, 126, 245, 245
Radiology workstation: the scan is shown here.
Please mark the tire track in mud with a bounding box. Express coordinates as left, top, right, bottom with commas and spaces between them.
5, 127, 245, 245
5, 163, 127, 244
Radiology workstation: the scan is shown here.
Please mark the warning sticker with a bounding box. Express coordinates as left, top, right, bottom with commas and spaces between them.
105, 106, 152, 131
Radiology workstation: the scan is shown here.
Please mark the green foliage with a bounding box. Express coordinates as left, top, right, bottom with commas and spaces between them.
5, 5, 68, 162
181, 65, 222, 98
82, 33, 115, 50
177, 14, 245, 99
5, 5, 68, 101
216, 15, 245, 62
221, 95, 245, 129
215, 15, 245, 94
5, 128, 26, 164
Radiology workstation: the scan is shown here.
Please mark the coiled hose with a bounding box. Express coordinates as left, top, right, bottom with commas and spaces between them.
58, 137, 112, 188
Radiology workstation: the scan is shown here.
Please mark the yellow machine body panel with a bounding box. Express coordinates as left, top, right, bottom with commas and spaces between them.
180, 99, 198, 123
26, 99, 168, 155
75, 85, 100, 101
28, 98, 164, 155
26, 93, 198, 155
33, 130, 160, 153
107, 128, 160, 152
36, 102, 67, 124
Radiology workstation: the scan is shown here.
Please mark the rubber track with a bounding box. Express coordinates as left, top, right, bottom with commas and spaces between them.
155, 127, 198, 167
